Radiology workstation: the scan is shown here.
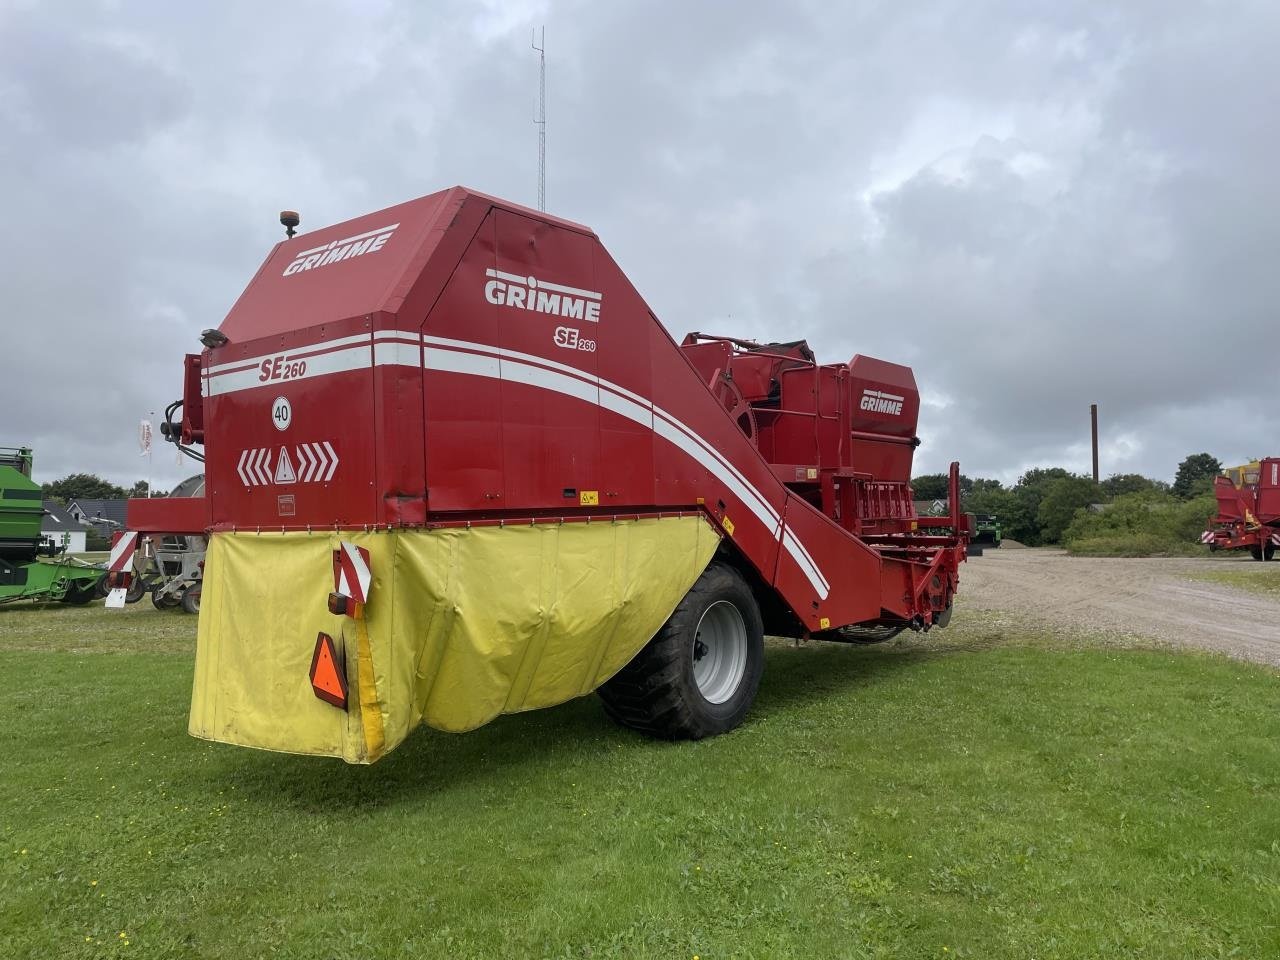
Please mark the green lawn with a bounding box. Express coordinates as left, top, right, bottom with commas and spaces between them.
1190, 566, 1280, 599
2, 605, 1279, 959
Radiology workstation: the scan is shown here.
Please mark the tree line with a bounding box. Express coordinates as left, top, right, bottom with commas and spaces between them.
41, 474, 168, 502
912, 452, 1223, 547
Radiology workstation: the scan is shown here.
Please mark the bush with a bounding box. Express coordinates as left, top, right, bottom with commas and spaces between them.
1063, 491, 1216, 556
1065, 532, 1203, 558
1037, 476, 1102, 544
85, 531, 113, 552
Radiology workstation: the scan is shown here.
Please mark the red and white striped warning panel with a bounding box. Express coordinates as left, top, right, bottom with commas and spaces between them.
237, 442, 339, 487
333, 542, 372, 603
108, 531, 139, 571
1199, 531, 1215, 544
105, 531, 141, 609
1271, 532, 1280, 547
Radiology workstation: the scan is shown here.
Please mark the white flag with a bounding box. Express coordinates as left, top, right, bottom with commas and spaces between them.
139, 419, 153, 456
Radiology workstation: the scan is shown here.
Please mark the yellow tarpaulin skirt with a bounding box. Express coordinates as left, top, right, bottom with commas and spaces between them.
190, 516, 720, 763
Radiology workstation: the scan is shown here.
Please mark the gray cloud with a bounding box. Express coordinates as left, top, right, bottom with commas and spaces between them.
1, 0, 1276, 489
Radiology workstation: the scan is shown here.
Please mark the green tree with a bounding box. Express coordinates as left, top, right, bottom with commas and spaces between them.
966, 484, 1011, 519
1000, 485, 1044, 544
41, 473, 126, 501
1018, 467, 1071, 488
911, 473, 977, 502
1037, 476, 1103, 543
127, 480, 169, 499
962, 478, 1008, 517
1172, 453, 1222, 499
996, 467, 1077, 544
910, 473, 950, 501
1101, 473, 1166, 497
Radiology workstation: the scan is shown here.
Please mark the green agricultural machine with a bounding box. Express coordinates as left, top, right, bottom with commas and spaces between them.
0, 447, 105, 604
971, 514, 1002, 547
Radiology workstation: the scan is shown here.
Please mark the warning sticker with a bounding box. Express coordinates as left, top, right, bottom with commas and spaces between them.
274, 446, 296, 484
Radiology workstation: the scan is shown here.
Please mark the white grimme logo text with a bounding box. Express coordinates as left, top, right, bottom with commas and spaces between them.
283, 224, 399, 276
860, 389, 904, 416
483, 269, 602, 322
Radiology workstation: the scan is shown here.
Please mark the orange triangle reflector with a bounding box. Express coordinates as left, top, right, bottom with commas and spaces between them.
309, 632, 348, 710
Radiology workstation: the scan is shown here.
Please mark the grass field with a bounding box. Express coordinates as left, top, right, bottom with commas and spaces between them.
1191, 566, 1280, 599
2, 604, 1279, 958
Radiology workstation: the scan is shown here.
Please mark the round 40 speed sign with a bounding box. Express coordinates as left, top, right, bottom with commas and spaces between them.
272, 396, 292, 431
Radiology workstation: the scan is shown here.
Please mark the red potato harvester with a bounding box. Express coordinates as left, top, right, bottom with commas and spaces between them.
1201, 459, 1280, 561
121, 187, 969, 763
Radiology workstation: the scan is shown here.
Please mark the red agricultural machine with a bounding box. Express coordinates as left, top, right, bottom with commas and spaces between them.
119, 187, 968, 763
1202, 459, 1280, 561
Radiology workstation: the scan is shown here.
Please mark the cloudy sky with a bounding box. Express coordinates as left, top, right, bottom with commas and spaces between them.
2, 0, 1276, 489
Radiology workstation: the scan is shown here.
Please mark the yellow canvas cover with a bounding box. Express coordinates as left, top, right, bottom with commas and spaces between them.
190, 516, 720, 763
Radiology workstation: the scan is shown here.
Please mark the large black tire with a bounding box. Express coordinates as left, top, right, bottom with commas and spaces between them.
181, 584, 201, 615
152, 588, 181, 610
1251, 545, 1265, 562
125, 577, 147, 604
597, 562, 764, 740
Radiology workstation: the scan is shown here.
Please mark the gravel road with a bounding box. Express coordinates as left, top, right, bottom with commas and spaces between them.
958, 548, 1280, 665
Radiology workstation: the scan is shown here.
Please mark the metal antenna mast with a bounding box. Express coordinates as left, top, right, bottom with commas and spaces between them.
532, 26, 546, 210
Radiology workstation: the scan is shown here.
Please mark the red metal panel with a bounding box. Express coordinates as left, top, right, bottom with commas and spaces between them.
203, 316, 377, 530
371, 312, 427, 526
846, 355, 919, 483
181, 354, 204, 444
1256, 458, 1280, 523
494, 210, 603, 509
593, 249, 658, 505
422, 213, 504, 511
775, 494, 883, 628
217, 190, 458, 343
126, 495, 208, 535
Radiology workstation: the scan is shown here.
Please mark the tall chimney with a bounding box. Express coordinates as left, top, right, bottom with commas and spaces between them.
1090, 403, 1099, 483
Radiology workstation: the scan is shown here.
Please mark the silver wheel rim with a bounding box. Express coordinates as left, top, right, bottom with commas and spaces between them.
691, 600, 748, 704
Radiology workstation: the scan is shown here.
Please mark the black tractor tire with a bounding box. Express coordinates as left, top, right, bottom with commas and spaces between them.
597, 562, 764, 740
125, 577, 147, 604
968, 543, 984, 557
1251, 545, 1265, 562
1266, 542, 1277, 562
181, 584, 201, 615
151, 588, 181, 610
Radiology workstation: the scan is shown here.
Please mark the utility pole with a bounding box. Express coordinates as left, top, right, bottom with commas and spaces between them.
532, 26, 546, 211
1090, 403, 1099, 483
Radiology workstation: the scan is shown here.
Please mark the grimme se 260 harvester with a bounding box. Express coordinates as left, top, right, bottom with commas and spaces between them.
1202, 459, 1280, 561
120, 187, 968, 763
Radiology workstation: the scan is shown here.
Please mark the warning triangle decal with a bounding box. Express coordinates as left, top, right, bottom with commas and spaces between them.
274, 446, 297, 484
309, 632, 348, 709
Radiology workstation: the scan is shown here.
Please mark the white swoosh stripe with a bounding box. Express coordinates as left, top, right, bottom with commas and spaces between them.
198, 329, 829, 598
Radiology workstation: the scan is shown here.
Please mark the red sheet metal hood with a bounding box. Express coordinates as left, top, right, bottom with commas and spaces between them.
217, 187, 592, 342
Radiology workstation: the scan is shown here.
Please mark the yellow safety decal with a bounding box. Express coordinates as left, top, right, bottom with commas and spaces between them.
722, 515, 735, 536
819, 617, 830, 630
579, 490, 599, 506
